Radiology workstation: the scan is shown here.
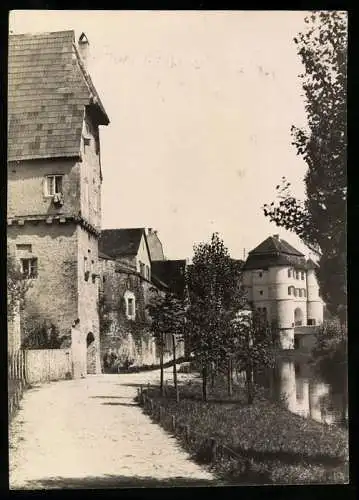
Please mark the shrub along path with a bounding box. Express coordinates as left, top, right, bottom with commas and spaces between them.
9, 367, 217, 489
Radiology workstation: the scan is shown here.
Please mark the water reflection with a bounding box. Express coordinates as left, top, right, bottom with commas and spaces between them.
256, 357, 348, 427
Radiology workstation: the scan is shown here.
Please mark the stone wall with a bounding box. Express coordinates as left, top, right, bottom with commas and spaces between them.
98, 256, 184, 369
7, 158, 80, 219
7, 222, 79, 339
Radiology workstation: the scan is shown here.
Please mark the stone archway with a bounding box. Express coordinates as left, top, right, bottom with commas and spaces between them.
86, 332, 97, 374
294, 307, 304, 327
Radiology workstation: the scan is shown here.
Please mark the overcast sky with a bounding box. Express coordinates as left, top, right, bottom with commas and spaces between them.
10, 10, 314, 261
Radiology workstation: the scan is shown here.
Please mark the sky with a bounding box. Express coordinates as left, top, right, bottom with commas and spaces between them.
10, 10, 314, 261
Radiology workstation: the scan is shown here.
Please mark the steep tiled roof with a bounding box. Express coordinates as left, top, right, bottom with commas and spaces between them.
8, 30, 109, 162
152, 260, 187, 297
243, 235, 306, 270
249, 236, 304, 257
99, 229, 146, 259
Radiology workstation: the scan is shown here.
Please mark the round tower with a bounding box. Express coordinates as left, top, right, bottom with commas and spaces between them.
270, 266, 295, 349
306, 261, 323, 325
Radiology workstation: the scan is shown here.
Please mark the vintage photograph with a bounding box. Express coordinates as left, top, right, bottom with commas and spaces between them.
8, 10, 347, 488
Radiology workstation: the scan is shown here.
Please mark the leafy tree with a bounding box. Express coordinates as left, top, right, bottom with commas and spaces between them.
262, 11, 347, 322
232, 310, 277, 404
7, 251, 33, 322
186, 233, 247, 401
147, 290, 185, 397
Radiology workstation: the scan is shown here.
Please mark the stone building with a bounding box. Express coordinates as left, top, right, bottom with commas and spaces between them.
242, 235, 324, 349
98, 228, 186, 370
7, 30, 109, 375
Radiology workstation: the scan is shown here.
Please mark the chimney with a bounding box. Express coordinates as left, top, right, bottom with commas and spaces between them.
148, 228, 152, 234
273, 234, 279, 240
78, 32, 90, 69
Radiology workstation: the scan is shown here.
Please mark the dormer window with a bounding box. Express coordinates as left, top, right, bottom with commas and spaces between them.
45, 175, 63, 197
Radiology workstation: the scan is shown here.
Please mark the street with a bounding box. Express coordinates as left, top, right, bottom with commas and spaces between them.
9, 367, 216, 489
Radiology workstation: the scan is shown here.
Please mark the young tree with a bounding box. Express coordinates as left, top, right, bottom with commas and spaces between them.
232, 310, 276, 404
147, 290, 185, 397
186, 233, 246, 401
262, 11, 347, 323
7, 252, 32, 321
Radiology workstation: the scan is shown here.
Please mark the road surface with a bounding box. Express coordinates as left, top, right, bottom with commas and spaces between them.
9, 367, 217, 489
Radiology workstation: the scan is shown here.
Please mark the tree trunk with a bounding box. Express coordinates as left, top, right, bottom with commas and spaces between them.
202, 364, 208, 402
245, 363, 254, 404
160, 333, 164, 396
172, 333, 179, 403
227, 357, 233, 397
210, 361, 215, 389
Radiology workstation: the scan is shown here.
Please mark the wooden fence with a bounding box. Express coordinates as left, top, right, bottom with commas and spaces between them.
8, 350, 27, 420
25, 349, 72, 384
137, 385, 251, 471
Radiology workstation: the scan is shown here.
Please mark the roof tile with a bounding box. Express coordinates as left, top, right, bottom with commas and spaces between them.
8, 30, 109, 162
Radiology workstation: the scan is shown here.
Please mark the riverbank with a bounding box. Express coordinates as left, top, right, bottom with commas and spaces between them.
139, 375, 348, 484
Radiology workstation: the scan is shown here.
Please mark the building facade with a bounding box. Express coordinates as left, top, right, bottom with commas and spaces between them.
7, 30, 109, 375
98, 228, 186, 370
242, 235, 324, 349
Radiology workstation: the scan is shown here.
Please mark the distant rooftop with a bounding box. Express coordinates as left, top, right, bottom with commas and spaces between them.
99, 228, 146, 259
243, 235, 307, 270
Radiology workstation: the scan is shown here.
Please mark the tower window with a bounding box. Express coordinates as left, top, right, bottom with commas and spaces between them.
303, 289, 307, 297
301, 271, 305, 280
45, 175, 63, 196
288, 269, 292, 278
20, 258, 38, 278
295, 270, 299, 280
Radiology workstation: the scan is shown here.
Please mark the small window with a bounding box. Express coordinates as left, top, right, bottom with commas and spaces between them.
288, 269, 292, 278
259, 290, 263, 296
303, 289, 307, 298
21, 258, 38, 278
127, 298, 134, 317
307, 319, 316, 326
46, 175, 63, 196
295, 270, 299, 280
301, 271, 305, 280
259, 271, 263, 278
298, 289, 302, 298
124, 291, 136, 320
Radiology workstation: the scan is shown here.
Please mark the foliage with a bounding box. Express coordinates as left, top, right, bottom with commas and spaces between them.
311, 319, 347, 400
7, 252, 33, 321
262, 11, 347, 321
147, 289, 186, 393
231, 311, 277, 403
186, 233, 247, 400
22, 321, 67, 349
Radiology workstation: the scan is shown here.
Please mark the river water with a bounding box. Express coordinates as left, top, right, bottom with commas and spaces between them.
255, 356, 348, 427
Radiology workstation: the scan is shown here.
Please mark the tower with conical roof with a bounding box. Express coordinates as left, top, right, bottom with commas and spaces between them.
242, 235, 324, 349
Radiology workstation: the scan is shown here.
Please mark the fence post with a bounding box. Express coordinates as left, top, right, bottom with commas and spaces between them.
171, 415, 176, 432
185, 424, 190, 443
159, 406, 164, 423
210, 438, 217, 462
150, 399, 154, 414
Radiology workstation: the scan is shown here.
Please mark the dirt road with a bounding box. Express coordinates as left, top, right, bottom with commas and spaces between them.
9, 367, 217, 489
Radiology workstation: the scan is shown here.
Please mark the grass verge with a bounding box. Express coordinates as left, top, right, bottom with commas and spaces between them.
138, 375, 349, 485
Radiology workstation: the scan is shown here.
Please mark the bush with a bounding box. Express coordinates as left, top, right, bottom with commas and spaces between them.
22, 321, 67, 349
